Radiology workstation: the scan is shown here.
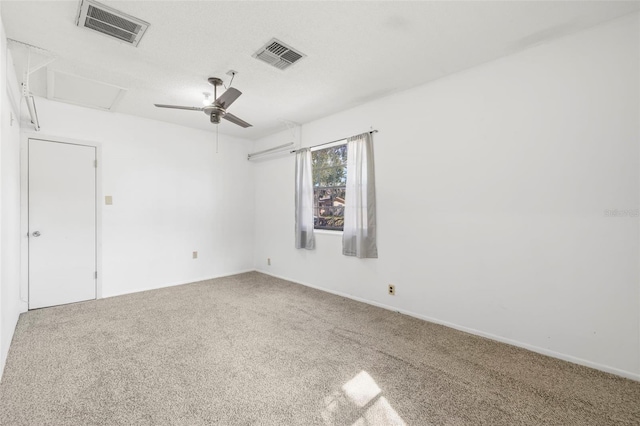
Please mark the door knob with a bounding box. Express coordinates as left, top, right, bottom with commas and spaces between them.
32, 231, 41, 237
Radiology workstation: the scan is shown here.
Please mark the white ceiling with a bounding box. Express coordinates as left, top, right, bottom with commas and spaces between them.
3, 1, 639, 140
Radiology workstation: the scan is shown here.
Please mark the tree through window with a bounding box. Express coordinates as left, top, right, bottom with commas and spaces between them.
312, 142, 347, 231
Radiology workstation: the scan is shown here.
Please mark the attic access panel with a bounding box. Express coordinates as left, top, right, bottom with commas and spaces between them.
47, 69, 127, 111
76, 0, 149, 47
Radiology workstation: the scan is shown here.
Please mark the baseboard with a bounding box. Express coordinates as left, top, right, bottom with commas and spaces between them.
257, 269, 640, 382
102, 269, 256, 299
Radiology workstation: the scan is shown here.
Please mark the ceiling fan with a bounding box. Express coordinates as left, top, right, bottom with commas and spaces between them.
154, 77, 252, 128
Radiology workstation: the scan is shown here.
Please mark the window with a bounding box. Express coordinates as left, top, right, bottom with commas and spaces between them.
312, 141, 347, 231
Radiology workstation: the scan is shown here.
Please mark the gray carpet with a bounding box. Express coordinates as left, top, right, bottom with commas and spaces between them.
0, 272, 639, 425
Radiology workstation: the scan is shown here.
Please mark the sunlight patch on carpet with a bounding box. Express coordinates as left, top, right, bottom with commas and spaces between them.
322, 370, 406, 426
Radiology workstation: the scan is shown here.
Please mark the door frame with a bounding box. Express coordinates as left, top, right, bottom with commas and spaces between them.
20, 132, 103, 310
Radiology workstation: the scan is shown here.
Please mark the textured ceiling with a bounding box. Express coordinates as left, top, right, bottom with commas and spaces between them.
3, 1, 639, 139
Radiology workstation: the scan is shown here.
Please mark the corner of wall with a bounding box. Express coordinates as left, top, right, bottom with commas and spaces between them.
0, 16, 31, 379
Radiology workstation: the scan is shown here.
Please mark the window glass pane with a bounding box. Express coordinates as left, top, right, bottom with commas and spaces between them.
334, 144, 347, 165
313, 166, 347, 187
315, 188, 346, 203
312, 143, 347, 231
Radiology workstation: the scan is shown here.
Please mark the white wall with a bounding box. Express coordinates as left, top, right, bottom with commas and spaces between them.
22, 98, 255, 300
0, 5, 4, 377
0, 14, 23, 377
252, 13, 640, 379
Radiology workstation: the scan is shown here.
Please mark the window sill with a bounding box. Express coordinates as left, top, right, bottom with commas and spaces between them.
314, 229, 343, 236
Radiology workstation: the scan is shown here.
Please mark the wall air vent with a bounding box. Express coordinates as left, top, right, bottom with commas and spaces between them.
253, 38, 305, 70
76, 0, 149, 47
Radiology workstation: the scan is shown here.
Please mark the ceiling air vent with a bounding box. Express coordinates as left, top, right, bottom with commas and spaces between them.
76, 0, 149, 47
253, 38, 305, 70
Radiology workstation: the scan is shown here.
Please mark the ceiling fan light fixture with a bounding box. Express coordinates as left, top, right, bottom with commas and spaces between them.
202, 92, 211, 106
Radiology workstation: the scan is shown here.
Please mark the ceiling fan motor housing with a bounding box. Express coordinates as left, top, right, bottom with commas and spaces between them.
204, 104, 225, 124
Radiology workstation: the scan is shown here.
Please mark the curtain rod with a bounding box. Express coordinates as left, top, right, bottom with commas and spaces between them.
290, 130, 378, 154
247, 142, 294, 160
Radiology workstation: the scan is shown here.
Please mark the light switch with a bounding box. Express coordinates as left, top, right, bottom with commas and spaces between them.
192, 251, 198, 259
105, 195, 113, 205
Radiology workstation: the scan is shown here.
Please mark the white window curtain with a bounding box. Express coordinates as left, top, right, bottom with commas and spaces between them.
294, 148, 315, 250
343, 132, 378, 258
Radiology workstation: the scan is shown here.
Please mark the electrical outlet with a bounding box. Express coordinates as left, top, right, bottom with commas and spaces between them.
192, 251, 198, 259
105, 195, 113, 205
388, 284, 395, 295
267, 258, 271, 266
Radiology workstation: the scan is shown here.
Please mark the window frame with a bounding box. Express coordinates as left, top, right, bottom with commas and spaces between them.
311, 140, 348, 232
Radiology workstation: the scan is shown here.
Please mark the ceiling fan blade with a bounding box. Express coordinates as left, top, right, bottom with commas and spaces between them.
154, 104, 203, 111
223, 113, 252, 128
215, 88, 242, 109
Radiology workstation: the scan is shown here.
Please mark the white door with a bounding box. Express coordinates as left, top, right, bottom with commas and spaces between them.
29, 139, 97, 309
